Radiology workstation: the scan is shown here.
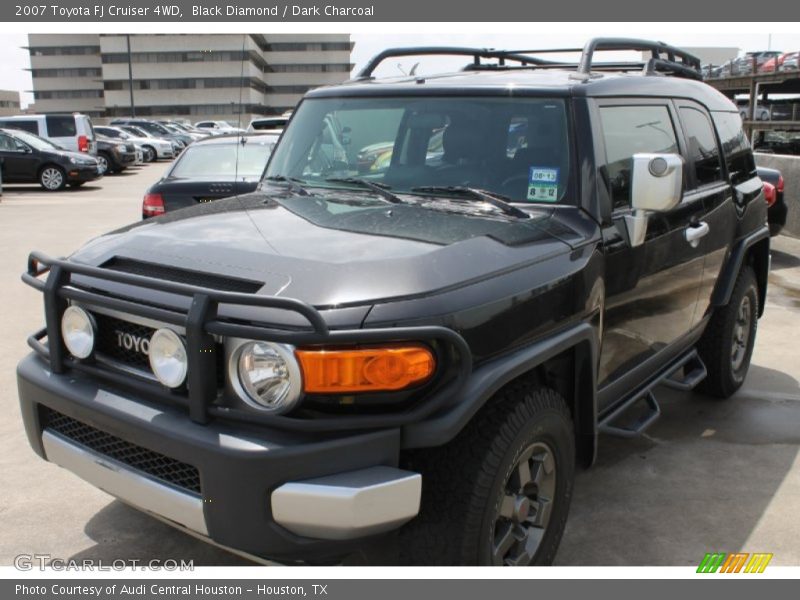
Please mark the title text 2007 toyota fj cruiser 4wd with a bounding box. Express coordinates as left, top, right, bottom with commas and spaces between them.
17, 39, 769, 566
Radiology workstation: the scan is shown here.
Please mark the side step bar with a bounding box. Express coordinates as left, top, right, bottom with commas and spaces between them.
599, 350, 707, 438
662, 350, 708, 391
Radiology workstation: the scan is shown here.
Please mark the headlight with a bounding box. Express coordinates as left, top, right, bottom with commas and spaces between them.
116, 143, 127, 152
148, 328, 188, 388
231, 341, 302, 413
61, 306, 95, 359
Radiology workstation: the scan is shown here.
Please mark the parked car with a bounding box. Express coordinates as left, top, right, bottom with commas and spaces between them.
117, 124, 183, 157
738, 104, 771, 121
95, 126, 174, 162
110, 119, 192, 150
159, 120, 212, 137
94, 136, 137, 174
18, 39, 770, 566
757, 166, 788, 236
0, 113, 97, 155
161, 122, 205, 142
733, 51, 782, 75
761, 51, 800, 72
0, 127, 100, 190
95, 126, 145, 164
247, 116, 290, 133
195, 120, 246, 134
142, 133, 279, 217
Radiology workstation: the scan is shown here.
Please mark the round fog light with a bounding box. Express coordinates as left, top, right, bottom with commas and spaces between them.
148, 328, 188, 388
61, 306, 95, 359
234, 342, 302, 413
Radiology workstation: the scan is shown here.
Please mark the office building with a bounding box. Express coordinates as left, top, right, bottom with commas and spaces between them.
27, 34, 353, 122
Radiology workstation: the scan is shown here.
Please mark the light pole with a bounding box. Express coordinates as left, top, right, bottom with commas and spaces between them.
126, 34, 135, 117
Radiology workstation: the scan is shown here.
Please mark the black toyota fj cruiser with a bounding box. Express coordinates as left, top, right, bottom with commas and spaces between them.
17, 39, 769, 566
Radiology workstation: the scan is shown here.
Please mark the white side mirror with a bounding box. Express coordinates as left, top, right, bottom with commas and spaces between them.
625, 153, 684, 247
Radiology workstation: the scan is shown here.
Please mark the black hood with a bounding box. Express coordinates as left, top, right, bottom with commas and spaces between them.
44, 148, 96, 162
70, 189, 588, 308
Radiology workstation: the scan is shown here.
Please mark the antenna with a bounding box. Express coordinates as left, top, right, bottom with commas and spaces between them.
234, 33, 246, 184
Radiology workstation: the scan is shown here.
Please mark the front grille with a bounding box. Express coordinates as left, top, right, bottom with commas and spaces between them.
100, 257, 263, 293
93, 313, 155, 372
42, 408, 201, 495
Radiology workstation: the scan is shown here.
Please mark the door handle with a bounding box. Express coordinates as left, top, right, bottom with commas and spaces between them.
685, 221, 709, 248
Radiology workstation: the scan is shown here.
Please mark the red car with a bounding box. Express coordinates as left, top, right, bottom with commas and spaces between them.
761, 51, 800, 72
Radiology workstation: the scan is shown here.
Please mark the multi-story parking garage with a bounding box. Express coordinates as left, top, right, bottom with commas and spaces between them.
26, 34, 354, 122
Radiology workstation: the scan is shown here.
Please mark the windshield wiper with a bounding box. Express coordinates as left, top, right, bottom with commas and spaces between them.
325, 177, 405, 205
263, 175, 310, 196
410, 186, 530, 219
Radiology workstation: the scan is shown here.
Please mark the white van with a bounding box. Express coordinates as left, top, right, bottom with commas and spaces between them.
0, 113, 97, 155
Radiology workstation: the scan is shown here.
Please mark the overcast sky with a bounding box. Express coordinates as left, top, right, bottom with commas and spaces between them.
2, 31, 797, 107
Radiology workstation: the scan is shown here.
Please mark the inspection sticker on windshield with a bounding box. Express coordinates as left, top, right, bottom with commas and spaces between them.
527, 167, 559, 202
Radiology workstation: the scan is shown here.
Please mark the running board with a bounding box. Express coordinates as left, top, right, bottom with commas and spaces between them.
599, 391, 661, 438
598, 350, 707, 438
661, 350, 707, 391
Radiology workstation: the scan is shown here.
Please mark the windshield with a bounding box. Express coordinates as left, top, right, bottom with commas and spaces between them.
124, 126, 148, 138
10, 129, 62, 151
170, 140, 275, 179
266, 96, 570, 203
137, 122, 171, 136
100, 128, 129, 139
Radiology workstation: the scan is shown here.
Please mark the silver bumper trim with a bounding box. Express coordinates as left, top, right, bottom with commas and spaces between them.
271, 466, 421, 540
42, 430, 208, 536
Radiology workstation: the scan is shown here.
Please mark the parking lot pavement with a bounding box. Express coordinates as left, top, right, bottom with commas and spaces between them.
1, 169, 799, 567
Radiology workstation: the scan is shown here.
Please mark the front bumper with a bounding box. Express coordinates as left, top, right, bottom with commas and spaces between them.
118, 151, 137, 167
17, 353, 418, 562
66, 165, 101, 183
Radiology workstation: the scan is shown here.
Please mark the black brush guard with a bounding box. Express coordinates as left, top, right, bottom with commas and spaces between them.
22, 251, 473, 433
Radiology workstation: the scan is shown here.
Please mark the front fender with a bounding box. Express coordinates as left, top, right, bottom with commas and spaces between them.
402, 320, 599, 466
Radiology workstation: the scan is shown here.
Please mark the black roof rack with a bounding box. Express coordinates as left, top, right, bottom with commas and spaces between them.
575, 38, 702, 80
354, 46, 557, 80
354, 38, 703, 82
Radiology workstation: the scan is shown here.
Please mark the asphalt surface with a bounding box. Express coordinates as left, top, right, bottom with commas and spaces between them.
1, 165, 799, 567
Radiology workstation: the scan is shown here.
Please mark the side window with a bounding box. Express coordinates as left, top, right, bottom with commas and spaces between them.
0, 133, 15, 151
711, 111, 756, 185
46, 115, 77, 137
679, 107, 723, 187
599, 105, 679, 210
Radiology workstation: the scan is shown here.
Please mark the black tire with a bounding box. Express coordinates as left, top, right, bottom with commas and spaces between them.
400, 380, 575, 565
38, 165, 66, 191
697, 265, 759, 398
143, 146, 156, 163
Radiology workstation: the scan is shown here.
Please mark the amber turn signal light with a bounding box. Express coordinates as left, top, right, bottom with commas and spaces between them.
296, 345, 435, 394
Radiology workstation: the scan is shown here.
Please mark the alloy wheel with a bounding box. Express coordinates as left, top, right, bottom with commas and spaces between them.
491, 441, 556, 566
41, 167, 64, 190
731, 295, 752, 372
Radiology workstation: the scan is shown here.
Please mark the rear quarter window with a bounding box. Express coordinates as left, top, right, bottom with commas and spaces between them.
711, 111, 756, 185
45, 115, 77, 137
678, 107, 723, 187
